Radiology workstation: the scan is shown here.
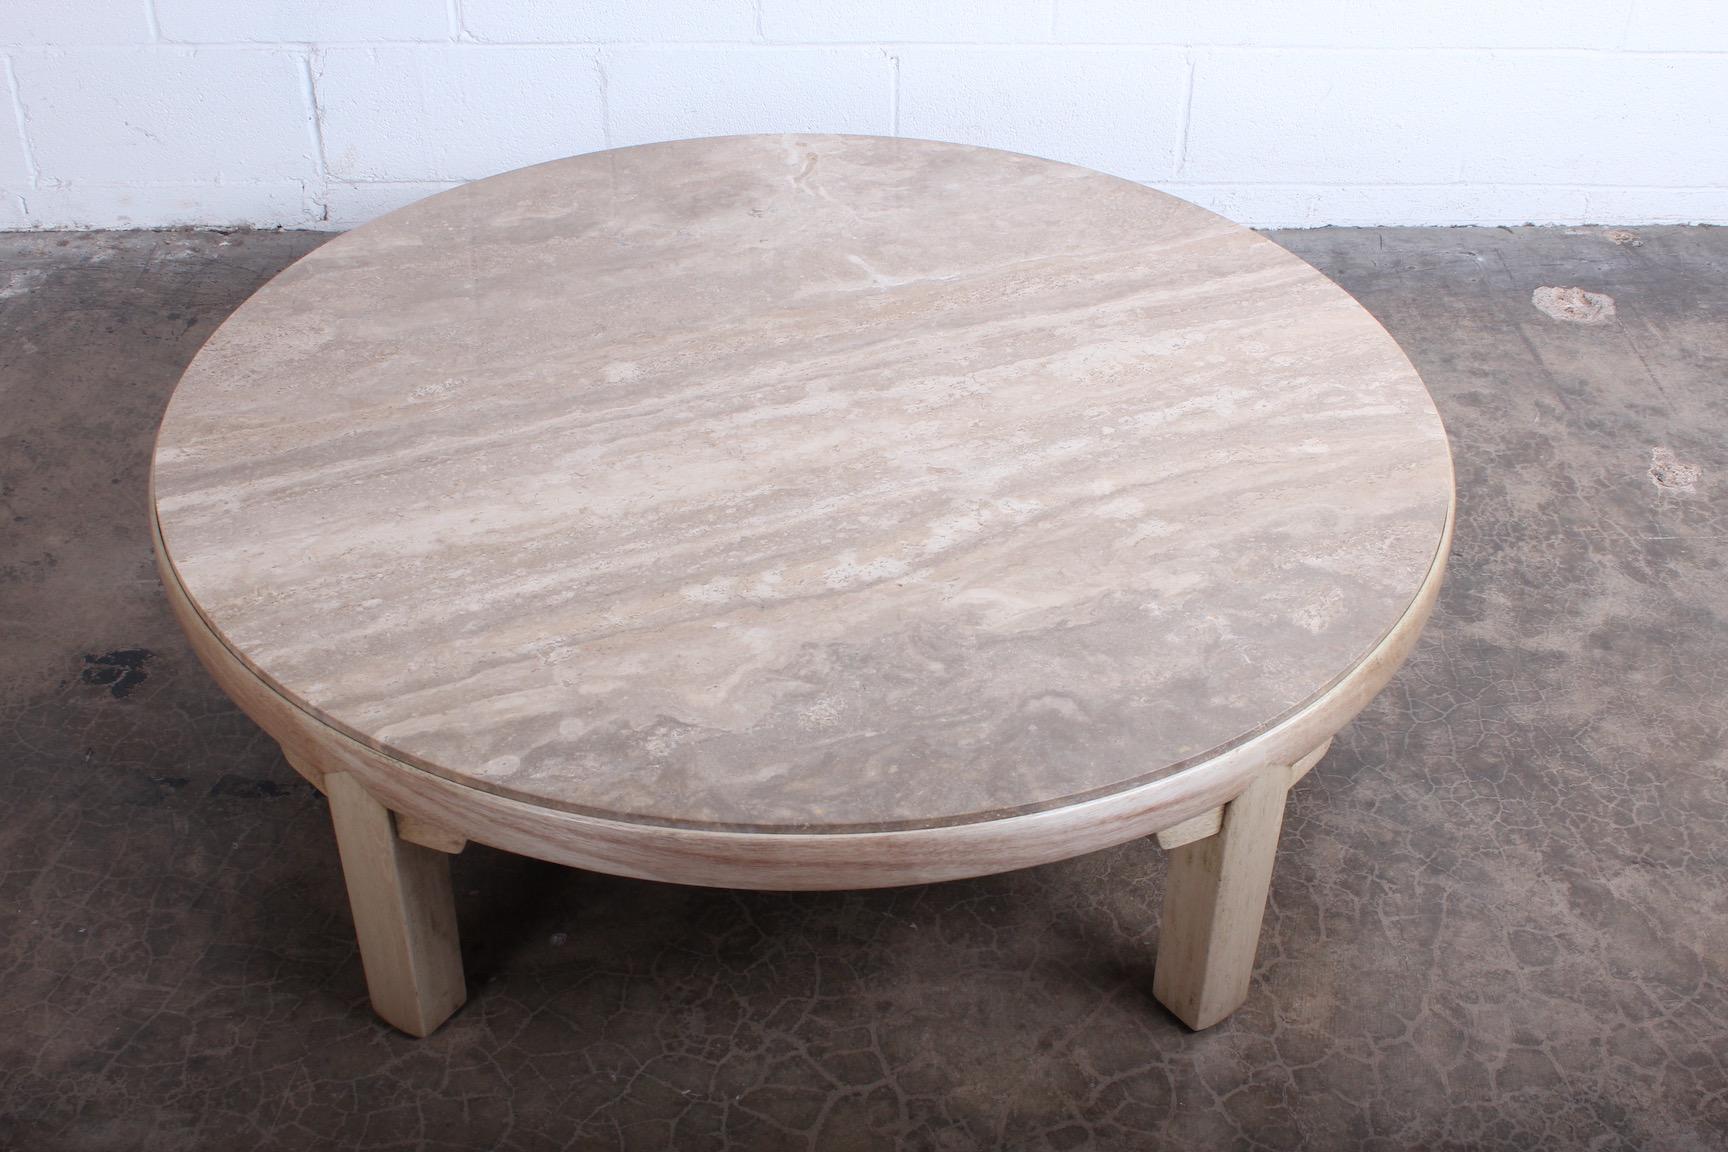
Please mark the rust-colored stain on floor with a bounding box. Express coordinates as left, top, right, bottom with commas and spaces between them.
2, 227, 1725, 1151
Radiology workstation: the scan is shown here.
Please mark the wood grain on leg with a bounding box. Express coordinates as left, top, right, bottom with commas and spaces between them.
1153, 767, 1291, 1030
324, 770, 466, 1036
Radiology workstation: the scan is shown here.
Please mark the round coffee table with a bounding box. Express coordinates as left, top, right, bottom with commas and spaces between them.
152, 135, 1454, 1037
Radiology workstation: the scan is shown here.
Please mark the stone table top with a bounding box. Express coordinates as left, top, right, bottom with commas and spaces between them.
152, 135, 1453, 834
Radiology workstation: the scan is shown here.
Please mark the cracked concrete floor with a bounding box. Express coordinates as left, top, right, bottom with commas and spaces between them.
2, 225, 1726, 1151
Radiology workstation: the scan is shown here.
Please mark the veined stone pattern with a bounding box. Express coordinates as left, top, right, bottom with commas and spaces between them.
153, 135, 1453, 831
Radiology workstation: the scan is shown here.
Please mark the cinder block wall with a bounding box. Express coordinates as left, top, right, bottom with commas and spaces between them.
3, 0, 1725, 230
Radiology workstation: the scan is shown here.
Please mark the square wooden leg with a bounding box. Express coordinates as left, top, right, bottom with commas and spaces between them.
1152, 768, 1291, 1030
323, 770, 467, 1036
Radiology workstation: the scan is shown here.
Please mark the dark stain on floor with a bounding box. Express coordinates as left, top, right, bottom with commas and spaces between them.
1, 226, 1725, 1151
79, 648, 153, 699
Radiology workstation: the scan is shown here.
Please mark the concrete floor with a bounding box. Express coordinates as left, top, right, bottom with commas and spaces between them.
2, 224, 1725, 1152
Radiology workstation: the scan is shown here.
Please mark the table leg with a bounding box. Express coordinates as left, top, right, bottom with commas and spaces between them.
1152, 764, 1297, 1030
322, 769, 467, 1036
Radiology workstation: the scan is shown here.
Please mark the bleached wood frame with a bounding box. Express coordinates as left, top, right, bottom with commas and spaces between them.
151, 495, 1453, 1032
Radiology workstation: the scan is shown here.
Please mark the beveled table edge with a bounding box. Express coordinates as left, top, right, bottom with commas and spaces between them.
150, 482, 1453, 890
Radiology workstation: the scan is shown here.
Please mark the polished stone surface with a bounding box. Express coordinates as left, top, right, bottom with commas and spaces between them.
3, 227, 1725, 1150
152, 137, 1451, 830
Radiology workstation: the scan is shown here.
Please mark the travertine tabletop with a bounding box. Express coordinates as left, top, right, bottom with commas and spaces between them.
153, 134, 1452, 834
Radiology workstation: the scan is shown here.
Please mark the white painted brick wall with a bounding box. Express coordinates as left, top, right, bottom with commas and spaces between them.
897, 48, 1187, 181
1185, 51, 1486, 185
606, 46, 894, 146
5, 0, 155, 46
156, 0, 451, 45
1055, 0, 1635, 49
316, 46, 605, 181
762, 0, 1053, 44
2, 0, 1725, 230
463, 1, 759, 44
15, 49, 317, 183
